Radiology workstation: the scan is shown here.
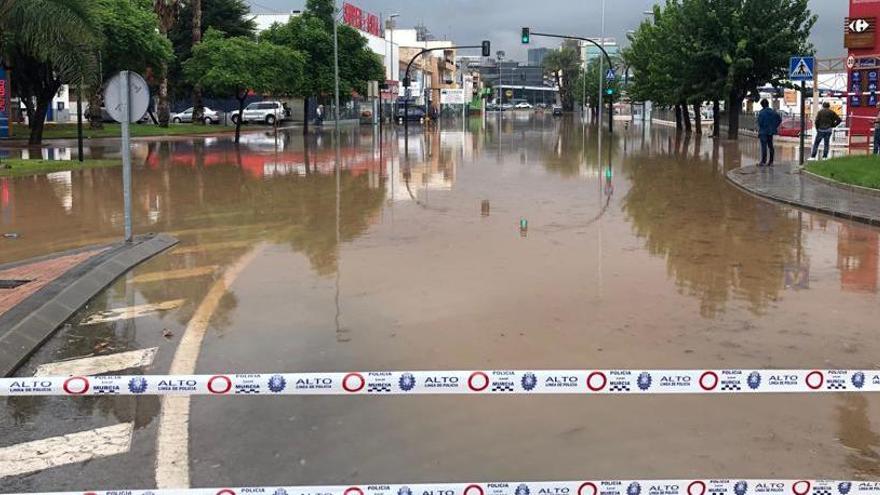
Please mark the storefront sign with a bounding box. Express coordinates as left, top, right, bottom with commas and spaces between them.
0, 67, 8, 138
846, 17, 877, 49
342, 3, 381, 37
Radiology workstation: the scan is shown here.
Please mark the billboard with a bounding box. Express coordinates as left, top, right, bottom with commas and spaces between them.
342, 3, 381, 38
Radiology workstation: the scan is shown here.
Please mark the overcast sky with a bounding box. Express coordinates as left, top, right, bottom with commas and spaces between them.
245, 0, 846, 61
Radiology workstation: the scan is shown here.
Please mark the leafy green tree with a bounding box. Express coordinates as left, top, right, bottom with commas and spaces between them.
1, 0, 102, 144
168, 0, 256, 118
260, 0, 384, 133
624, 0, 815, 139
153, 0, 180, 127
87, 0, 173, 128
184, 29, 305, 143
543, 42, 582, 112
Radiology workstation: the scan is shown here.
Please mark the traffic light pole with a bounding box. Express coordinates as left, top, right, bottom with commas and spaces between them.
528, 31, 615, 133
402, 44, 486, 157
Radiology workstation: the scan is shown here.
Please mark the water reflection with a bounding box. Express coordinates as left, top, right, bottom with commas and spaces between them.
621, 130, 802, 317
838, 395, 880, 476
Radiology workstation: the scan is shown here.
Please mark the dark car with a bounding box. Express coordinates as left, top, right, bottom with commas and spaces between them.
396, 106, 426, 124
552, 105, 563, 116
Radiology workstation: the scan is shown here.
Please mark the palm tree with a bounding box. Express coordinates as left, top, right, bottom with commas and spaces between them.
543, 45, 581, 112
0, 0, 101, 143
191, 0, 205, 124
153, 0, 179, 127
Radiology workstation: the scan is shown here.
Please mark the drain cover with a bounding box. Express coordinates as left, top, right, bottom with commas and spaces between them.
0, 279, 30, 289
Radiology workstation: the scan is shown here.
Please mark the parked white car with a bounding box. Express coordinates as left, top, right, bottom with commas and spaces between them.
171, 107, 220, 124
229, 101, 285, 125
515, 102, 533, 109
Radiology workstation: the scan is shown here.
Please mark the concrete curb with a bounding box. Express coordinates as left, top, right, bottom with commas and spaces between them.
802, 169, 880, 198
725, 166, 880, 227
0, 233, 178, 377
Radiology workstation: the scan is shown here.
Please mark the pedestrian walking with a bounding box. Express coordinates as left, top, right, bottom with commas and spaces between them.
810, 102, 841, 160
873, 102, 880, 155
756, 99, 782, 167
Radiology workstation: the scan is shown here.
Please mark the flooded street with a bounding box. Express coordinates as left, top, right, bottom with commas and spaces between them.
2, 116, 880, 491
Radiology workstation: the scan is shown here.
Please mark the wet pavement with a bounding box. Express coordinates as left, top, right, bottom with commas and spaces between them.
728, 164, 880, 226
1, 117, 880, 491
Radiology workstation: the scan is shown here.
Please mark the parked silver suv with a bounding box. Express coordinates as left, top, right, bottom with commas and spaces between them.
229, 101, 285, 125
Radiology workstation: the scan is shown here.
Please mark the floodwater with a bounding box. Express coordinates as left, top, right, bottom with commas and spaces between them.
2, 116, 880, 491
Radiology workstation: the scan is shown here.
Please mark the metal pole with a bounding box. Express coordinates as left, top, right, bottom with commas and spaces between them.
121, 71, 133, 243
76, 79, 83, 162
333, 6, 340, 136
598, 0, 606, 131
799, 80, 805, 166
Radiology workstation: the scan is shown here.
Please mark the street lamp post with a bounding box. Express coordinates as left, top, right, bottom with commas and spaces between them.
598, 0, 607, 132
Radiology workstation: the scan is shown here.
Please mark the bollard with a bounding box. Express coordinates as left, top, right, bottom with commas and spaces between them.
519, 218, 528, 238
481, 200, 490, 216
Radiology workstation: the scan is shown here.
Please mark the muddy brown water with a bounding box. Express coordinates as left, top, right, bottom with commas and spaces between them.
1, 117, 879, 489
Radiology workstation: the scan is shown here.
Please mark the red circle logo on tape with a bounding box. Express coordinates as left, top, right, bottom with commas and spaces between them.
699, 371, 718, 391
806, 371, 824, 390
63, 377, 90, 395
216, 489, 236, 495
208, 375, 233, 394
587, 372, 607, 391
464, 485, 485, 495
343, 373, 365, 393
345, 488, 364, 495
792, 481, 811, 495
687, 481, 707, 495
468, 372, 489, 391
578, 482, 598, 495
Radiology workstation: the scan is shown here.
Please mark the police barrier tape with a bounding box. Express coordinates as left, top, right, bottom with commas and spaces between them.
2, 480, 878, 495
1, 369, 878, 396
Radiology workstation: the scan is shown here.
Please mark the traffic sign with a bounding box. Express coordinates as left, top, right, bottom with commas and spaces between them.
847, 55, 856, 69
103, 71, 149, 123
789, 56, 814, 82
605, 68, 616, 81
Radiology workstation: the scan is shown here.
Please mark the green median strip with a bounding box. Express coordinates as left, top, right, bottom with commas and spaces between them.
10, 123, 234, 140
0, 158, 120, 177
806, 155, 880, 190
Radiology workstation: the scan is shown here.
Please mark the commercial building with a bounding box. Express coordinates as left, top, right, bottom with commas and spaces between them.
478, 59, 557, 106
389, 28, 457, 114
528, 48, 551, 67
580, 38, 619, 65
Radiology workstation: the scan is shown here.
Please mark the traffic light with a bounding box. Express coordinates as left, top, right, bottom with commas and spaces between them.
605, 87, 614, 96
481, 40, 491, 57
521, 27, 530, 44
604, 166, 613, 180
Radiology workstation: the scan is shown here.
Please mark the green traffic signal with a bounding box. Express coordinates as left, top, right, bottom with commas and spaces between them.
521, 27, 530, 44
605, 88, 614, 95
604, 167, 613, 179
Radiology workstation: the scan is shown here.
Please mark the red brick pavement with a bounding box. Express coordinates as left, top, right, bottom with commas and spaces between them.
0, 248, 109, 317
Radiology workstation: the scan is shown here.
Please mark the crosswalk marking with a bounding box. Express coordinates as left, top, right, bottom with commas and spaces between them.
0, 423, 133, 478
171, 240, 252, 255
34, 348, 158, 377
129, 266, 218, 284
79, 300, 185, 326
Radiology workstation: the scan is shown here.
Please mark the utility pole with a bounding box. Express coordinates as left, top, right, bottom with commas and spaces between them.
598, 0, 606, 131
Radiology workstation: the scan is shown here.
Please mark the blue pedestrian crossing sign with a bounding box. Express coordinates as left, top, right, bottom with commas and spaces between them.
605, 68, 616, 81
789, 56, 815, 81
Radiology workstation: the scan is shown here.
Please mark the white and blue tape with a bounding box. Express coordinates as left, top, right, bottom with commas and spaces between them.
1, 369, 877, 396
1, 479, 874, 495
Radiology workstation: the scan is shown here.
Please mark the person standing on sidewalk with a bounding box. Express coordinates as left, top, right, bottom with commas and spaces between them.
873, 102, 880, 155
756, 99, 782, 166
810, 102, 841, 160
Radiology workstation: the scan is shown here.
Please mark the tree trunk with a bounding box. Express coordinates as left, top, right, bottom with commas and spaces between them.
693, 102, 702, 135
88, 91, 103, 129
303, 98, 310, 134
28, 82, 61, 145
727, 92, 742, 140
191, 0, 204, 124
682, 102, 692, 133
712, 100, 720, 137
234, 94, 246, 144
158, 60, 170, 127
674, 105, 683, 130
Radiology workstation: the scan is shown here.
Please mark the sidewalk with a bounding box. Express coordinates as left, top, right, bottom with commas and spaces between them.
0, 234, 178, 376
726, 163, 880, 226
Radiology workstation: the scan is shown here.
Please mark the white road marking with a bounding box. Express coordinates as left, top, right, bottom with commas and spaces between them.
171, 240, 252, 255
129, 266, 218, 284
0, 423, 133, 478
79, 299, 185, 325
156, 246, 264, 489
34, 348, 158, 377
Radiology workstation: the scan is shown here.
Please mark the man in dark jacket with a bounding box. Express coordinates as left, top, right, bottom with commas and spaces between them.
756, 99, 782, 166
810, 102, 841, 160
